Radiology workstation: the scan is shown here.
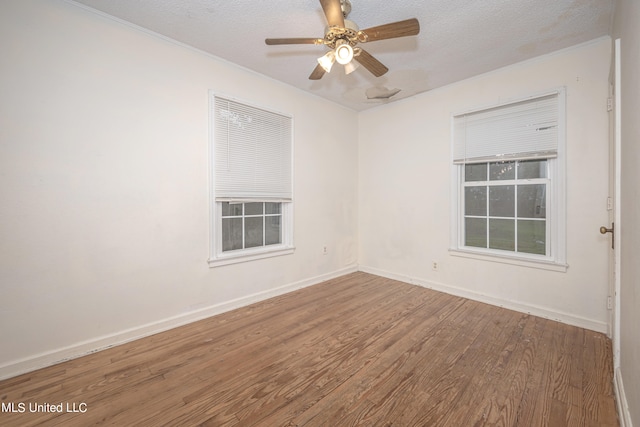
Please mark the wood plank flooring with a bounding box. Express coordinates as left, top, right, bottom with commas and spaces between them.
0, 272, 618, 426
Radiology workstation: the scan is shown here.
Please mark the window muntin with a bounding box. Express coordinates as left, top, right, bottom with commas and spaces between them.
462, 160, 549, 257
221, 202, 282, 252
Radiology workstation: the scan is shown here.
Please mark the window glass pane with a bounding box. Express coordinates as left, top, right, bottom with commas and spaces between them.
518, 160, 547, 179
265, 216, 281, 245
222, 218, 243, 251
465, 164, 487, 182
465, 187, 487, 216
465, 218, 487, 248
489, 186, 515, 217
489, 219, 515, 251
244, 217, 264, 248
490, 162, 515, 180
221, 202, 242, 217
265, 202, 281, 215
517, 184, 546, 218
517, 220, 546, 255
245, 202, 263, 216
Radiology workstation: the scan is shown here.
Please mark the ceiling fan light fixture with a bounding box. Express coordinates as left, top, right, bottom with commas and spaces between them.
344, 60, 359, 74
265, 2, 420, 81
317, 50, 335, 73
334, 41, 354, 65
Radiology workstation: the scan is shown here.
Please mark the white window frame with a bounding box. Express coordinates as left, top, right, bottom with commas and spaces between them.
450, 89, 567, 272
208, 92, 294, 267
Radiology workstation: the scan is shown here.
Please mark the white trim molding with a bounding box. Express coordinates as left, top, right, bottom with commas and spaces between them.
615, 367, 633, 427
358, 265, 607, 333
449, 249, 568, 272
0, 265, 358, 381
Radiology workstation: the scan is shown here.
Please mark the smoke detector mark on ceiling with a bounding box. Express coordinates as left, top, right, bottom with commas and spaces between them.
366, 86, 401, 100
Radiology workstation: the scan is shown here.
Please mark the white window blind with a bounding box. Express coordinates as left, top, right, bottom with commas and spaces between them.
214, 96, 292, 200
453, 93, 559, 164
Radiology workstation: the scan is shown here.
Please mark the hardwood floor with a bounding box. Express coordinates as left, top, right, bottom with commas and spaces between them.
0, 272, 618, 426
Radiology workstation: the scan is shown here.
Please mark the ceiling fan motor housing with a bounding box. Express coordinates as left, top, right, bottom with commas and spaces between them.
324, 19, 361, 48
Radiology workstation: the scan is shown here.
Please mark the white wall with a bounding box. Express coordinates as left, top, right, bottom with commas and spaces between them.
0, 0, 622, 392
613, 0, 640, 425
0, 0, 358, 378
359, 38, 612, 332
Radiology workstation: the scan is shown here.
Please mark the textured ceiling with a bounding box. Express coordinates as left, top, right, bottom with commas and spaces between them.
70, 0, 615, 111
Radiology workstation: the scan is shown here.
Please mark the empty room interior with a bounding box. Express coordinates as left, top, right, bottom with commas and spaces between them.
1, 0, 638, 426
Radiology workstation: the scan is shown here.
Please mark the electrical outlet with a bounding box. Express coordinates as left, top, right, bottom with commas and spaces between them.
323, 246, 328, 255
432, 261, 439, 271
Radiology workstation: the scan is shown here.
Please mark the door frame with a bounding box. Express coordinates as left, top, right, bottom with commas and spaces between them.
612, 38, 621, 369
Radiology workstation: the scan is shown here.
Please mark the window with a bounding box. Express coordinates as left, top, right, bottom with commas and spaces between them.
209, 93, 294, 266
451, 90, 566, 270
463, 160, 548, 255
221, 202, 282, 251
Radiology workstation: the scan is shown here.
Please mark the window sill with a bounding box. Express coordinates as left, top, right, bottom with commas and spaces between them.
208, 246, 295, 268
449, 249, 568, 272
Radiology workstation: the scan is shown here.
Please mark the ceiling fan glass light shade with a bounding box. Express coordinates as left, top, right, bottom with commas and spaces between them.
335, 42, 354, 65
317, 51, 335, 73
344, 60, 360, 74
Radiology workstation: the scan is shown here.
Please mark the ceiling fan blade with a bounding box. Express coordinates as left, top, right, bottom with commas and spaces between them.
265, 38, 323, 45
320, 0, 345, 28
361, 18, 420, 42
309, 63, 326, 80
355, 49, 389, 77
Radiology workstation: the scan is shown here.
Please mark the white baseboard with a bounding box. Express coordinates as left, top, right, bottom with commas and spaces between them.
615, 367, 633, 427
0, 265, 358, 381
358, 265, 608, 333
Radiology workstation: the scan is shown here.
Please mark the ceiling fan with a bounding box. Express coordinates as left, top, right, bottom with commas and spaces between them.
265, 0, 420, 80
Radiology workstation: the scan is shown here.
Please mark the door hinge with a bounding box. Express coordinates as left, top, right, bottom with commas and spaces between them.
607, 97, 613, 112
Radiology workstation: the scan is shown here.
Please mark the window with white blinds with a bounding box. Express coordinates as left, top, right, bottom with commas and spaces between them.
209, 93, 294, 267
453, 93, 559, 164
213, 96, 292, 200
450, 89, 567, 271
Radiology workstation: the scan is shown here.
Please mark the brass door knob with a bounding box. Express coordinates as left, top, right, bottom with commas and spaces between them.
600, 226, 613, 234
600, 223, 614, 249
